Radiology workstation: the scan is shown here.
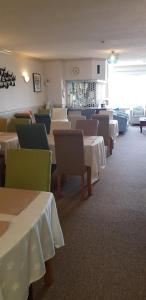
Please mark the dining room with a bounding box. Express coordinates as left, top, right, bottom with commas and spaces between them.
1, 1, 146, 299
0, 111, 109, 300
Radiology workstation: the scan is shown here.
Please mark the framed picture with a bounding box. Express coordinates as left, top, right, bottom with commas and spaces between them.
32, 73, 41, 92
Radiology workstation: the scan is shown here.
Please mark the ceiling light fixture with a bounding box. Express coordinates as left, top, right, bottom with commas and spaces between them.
107, 51, 119, 64
0, 49, 12, 54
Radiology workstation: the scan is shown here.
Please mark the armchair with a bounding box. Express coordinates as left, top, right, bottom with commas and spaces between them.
129, 106, 146, 125
113, 114, 128, 133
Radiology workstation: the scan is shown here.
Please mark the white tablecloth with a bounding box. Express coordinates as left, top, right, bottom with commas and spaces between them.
109, 120, 119, 141
0, 132, 19, 157
0, 189, 64, 300
48, 135, 106, 183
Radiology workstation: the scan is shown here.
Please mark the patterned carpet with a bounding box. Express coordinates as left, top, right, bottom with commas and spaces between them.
34, 125, 146, 300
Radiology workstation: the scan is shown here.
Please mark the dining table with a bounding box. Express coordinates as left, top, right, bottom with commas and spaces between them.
48, 134, 106, 183
109, 120, 119, 142
0, 132, 19, 158
0, 187, 64, 300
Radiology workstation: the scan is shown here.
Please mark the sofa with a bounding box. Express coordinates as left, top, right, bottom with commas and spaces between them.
113, 111, 128, 133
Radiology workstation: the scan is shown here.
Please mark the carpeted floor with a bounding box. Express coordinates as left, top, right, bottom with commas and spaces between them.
34, 125, 146, 300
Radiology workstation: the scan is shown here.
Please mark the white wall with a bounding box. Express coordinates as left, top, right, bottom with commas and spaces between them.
44, 59, 107, 107
0, 53, 46, 115
44, 60, 64, 106
63, 59, 107, 80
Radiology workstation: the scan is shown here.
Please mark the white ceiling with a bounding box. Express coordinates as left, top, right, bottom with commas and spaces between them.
1, 0, 146, 62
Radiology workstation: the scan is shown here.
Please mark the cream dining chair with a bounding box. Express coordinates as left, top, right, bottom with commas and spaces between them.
53, 129, 92, 200
51, 108, 68, 121
76, 119, 99, 136
68, 115, 86, 129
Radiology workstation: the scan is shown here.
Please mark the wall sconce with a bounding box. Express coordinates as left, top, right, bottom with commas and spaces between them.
44, 79, 49, 87
22, 71, 30, 83
107, 51, 119, 64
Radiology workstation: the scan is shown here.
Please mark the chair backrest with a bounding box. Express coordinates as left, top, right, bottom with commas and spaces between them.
68, 115, 86, 129
38, 107, 51, 114
0, 117, 7, 131
14, 112, 32, 120
132, 106, 145, 116
81, 109, 96, 119
50, 120, 71, 134
53, 130, 85, 175
5, 148, 52, 191
99, 109, 113, 120
92, 114, 109, 146
51, 108, 68, 120
7, 117, 31, 132
76, 119, 99, 136
16, 123, 49, 149
34, 113, 51, 134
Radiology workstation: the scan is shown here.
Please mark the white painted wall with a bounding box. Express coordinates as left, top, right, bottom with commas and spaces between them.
0, 53, 46, 114
63, 59, 93, 80
63, 59, 107, 80
44, 59, 107, 107
0, 55, 108, 113
44, 60, 64, 107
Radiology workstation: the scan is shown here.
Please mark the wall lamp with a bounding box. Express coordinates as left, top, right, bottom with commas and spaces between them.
22, 71, 30, 83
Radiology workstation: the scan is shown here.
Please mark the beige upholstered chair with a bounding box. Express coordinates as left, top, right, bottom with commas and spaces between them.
51, 108, 68, 121
53, 130, 92, 200
76, 119, 99, 136
68, 115, 86, 129
92, 114, 112, 155
99, 109, 113, 120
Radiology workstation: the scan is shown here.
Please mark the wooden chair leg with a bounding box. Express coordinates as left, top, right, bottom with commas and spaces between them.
57, 174, 62, 199
44, 259, 54, 287
80, 175, 84, 200
28, 285, 33, 300
87, 167, 92, 196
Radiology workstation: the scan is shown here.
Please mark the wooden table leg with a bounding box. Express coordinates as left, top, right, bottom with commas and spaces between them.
44, 259, 54, 287
109, 137, 113, 155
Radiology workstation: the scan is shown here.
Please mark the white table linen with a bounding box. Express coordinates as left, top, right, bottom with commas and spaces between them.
0, 189, 64, 300
0, 132, 19, 157
109, 120, 119, 142
48, 135, 106, 183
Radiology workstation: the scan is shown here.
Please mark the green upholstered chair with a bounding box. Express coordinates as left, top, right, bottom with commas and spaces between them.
7, 117, 31, 132
38, 107, 51, 114
0, 117, 7, 131
5, 148, 52, 192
